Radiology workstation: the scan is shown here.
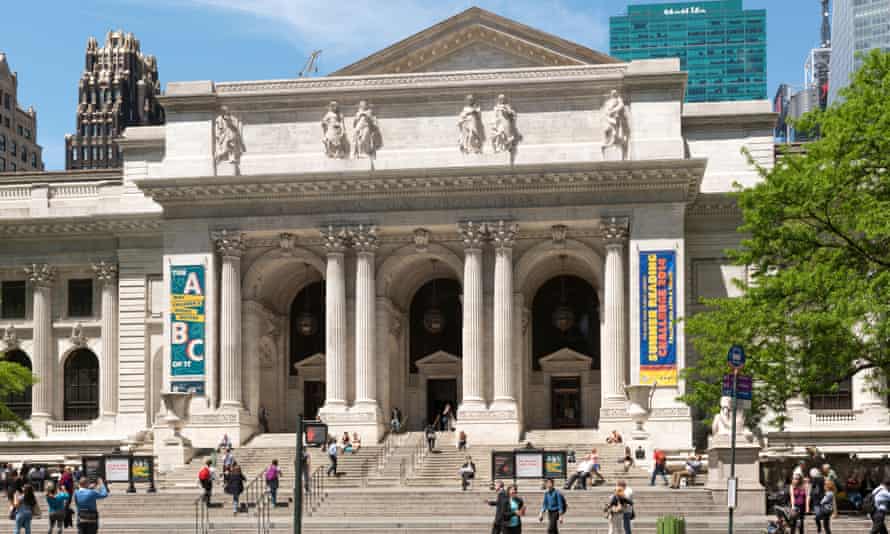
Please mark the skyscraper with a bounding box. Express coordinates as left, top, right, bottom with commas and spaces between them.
65, 30, 164, 170
609, 0, 766, 102
0, 53, 44, 173
829, 0, 890, 103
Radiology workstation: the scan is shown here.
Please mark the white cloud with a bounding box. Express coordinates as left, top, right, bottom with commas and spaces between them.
160, 0, 610, 68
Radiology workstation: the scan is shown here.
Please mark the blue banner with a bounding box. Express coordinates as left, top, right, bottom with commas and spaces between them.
639, 251, 677, 386
170, 265, 205, 381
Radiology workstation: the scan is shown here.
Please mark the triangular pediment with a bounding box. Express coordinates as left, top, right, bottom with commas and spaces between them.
333, 7, 617, 76
293, 352, 325, 370
416, 350, 461, 366
539, 347, 592, 373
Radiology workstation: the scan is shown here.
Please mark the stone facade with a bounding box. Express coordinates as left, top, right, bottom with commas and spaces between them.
0, 9, 887, 462
0, 53, 43, 173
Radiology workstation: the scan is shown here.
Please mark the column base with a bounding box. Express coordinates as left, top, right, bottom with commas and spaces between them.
29, 414, 51, 438
457, 406, 520, 445
319, 405, 386, 444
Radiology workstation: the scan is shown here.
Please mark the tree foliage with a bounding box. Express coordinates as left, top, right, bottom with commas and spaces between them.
0, 350, 36, 436
682, 50, 890, 427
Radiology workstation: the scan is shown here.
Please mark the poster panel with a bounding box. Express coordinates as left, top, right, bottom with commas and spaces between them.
170, 265, 206, 385
515, 452, 543, 479
105, 456, 130, 483
639, 250, 678, 386
543, 451, 567, 479
130, 456, 153, 483
82, 457, 105, 483
492, 451, 515, 479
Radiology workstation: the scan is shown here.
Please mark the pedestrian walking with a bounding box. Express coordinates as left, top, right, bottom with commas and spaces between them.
224, 463, 246, 515
12, 483, 39, 534
650, 449, 668, 486
264, 460, 281, 506
458, 456, 476, 491
503, 485, 525, 534
606, 483, 631, 534
197, 459, 214, 505
326, 439, 339, 477
73, 477, 108, 534
487, 480, 509, 534
815, 479, 837, 534
440, 402, 453, 431
790, 472, 806, 534
621, 446, 634, 473
46, 481, 70, 533
538, 478, 567, 534
301, 448, 311, 494
457, 430, 468, 451
868, 478, 890, 534
618, 480, 635, 534
258, 406, 270, 433
590, 448, 606, 485
390, 407, 402, 433
221, 448, 235, 477
425, 424, 437, 452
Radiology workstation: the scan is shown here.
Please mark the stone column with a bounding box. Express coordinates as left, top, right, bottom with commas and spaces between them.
458, 222, 486, 412
93, 261, 118, 419
25, 264, 55, 428
600, 217, 629, 412
214, 230, 245, 409
321, 226, 348, 410
853, 366, 890, 425
491, 221, 518, 411
351, 225, 378, 409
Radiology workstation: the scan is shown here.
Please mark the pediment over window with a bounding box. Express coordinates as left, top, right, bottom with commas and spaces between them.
415, 350, 461, 378
539, 347, 592, 373
333, 7, 617, 76
294, 352, 325, 371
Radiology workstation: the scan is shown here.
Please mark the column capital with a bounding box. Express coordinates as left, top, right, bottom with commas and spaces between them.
320, 225, 349, 254
601, 216, 630, 247
24, 264, 55, 287
458, 221, 487, 251
350, 224, 378, 254
490, 220, 519, 251
213, 229, 246, 259
91, 261, 118, 283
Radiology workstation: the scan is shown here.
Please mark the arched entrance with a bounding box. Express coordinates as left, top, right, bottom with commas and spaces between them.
64, 349, 99, 421
409, 277, 462, 427
289, 280, 325, 420
532, 275, 599, 428
4, 350, 32, 420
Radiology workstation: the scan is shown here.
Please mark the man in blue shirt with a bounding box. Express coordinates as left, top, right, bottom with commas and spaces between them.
74, 477, 109, 534
538, 478, 566, 533
871, 478, 890, 534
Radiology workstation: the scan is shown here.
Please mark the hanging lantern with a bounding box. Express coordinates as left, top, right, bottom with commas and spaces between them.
424, 261, 446, 334
552, 257, 575, 332
297, 266, 318, 336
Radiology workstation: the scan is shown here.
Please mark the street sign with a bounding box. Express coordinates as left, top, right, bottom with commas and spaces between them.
722, 374, 753, 401
727, 345, 746, 369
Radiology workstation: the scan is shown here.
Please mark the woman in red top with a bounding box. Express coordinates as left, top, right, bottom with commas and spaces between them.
790, 472, 807, 534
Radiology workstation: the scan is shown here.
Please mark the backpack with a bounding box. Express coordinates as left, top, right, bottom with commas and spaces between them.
198, 466, 210, 482
863, 490, 876, 516
558, 491, 568, 513
265, 467, 278, 482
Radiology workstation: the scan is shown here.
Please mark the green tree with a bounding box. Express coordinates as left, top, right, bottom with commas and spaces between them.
0, 350, 36, 436
682, 49, 890, 427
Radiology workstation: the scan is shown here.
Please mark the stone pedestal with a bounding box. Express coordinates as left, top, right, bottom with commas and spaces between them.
707, 442, 764, 514
155, 430, 194, 473
456, 411, 521, 445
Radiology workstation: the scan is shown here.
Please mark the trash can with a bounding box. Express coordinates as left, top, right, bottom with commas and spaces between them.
656, 515, 687, 534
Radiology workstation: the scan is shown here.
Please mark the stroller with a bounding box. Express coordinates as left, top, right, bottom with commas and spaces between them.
765, 506, 794, 534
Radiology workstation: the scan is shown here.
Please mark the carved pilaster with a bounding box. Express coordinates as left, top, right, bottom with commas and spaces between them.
458, 221, 487, 251
489, 220, 518, 251
320, 225, 349, 254
349, 224, 378, 253
458, 221, 486, 411
93, 261, 119, 418
320, 225, 348, 409
601, 216, 630, 247
25, 263, 56, 287
213, 230, 246, 258
92, 261, 118, 284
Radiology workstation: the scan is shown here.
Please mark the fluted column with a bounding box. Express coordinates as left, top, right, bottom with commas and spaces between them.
25, 264, 55, 423
93, 261, 118, 418
351, 225, 378, 408
459, 222, 486, 410
214, 230, 245, 409
321, 226, 348, 409
491, 221, 518, 409
601, 217, 629, 411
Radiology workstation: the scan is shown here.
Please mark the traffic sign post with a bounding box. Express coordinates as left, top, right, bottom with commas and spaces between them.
294, 416, 327, 534
728, 367, 738, 534
724, 344, 747, 534
727, 345, 746, 369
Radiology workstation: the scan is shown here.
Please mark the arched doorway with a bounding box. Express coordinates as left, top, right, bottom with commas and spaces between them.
4, 350, 32, 420
289, 280, 325, 420
409, 278, 462, 426
64, 349, 99, 421
532, 275, 600, 428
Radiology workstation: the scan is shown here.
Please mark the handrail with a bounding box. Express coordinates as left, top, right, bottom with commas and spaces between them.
303, 465, 327, 515
243, 470, 266, 512
255, 487, 273, 534
194, 495, 209, 534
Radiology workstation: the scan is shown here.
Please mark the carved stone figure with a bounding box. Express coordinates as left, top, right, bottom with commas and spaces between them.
352, 100, 382, 159
601, 90, 629, 160
214, 106, 245, 166
2, 324, 18, 350
321, 101, 348, 158
490, 94, 521, 154
457, 94, 484, 154
70, 323, 88, 347
711, 396, 752, 444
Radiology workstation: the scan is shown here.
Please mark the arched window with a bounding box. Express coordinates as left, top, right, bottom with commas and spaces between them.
532, 275, 600, 370
4, 350, 32, 420
64, 349, 99, 420
409, 278, 462, 372
289, 281, 325, 375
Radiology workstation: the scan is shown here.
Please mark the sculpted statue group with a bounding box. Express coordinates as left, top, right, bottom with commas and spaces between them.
212, 89, 629, 168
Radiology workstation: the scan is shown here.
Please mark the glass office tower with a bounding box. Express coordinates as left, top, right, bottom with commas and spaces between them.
829, 0, 890, 104
610, 0, 766, 102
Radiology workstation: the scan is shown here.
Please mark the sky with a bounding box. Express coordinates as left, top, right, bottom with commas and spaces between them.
2, 0, 824, 170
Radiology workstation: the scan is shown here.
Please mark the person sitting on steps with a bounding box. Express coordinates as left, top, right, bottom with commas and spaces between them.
459, 456, 476, 491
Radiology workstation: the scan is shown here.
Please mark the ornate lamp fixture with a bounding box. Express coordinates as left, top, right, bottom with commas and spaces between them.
423, 260, 445, 335
296, 264, 318, 336
552, 255, 575, 333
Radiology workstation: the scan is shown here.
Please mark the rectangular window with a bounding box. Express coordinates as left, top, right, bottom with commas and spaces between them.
10, 162, 15, 171
0, 157, 5, 171
17, 125, 23, 136
10, 141, 16, 156
809, 378, 853, 411
0, 134, 5, 152
20, 148, 26, 162
3, 94, 10, 110
68, 279, 94, 317
1, 281, 27, 319
24, 129, 31, 140
31, 153, 37, 167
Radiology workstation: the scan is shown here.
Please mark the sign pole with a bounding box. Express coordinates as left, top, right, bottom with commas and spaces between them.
728, 368, 738, 534
294, 414, 303, 534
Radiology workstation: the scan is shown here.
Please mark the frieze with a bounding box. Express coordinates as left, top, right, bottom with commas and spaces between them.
0, 217, 162, 238
458, 410, 518, 422
214, 64, 628, 95
650, 407, 692, 418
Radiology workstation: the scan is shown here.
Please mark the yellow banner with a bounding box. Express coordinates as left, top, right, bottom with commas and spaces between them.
171, 294, 205, 322
640, 368, 678, 386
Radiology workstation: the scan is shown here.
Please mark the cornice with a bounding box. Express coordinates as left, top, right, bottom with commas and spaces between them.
686, 193, 741, 218
0, 169, 122, 186
136, 159, 706, 207
682, 111, 777, 129
0, 214, 162, 238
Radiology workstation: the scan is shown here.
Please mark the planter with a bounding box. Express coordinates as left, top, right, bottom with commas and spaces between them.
160, 391, 193, 434
624, 384, 655, 435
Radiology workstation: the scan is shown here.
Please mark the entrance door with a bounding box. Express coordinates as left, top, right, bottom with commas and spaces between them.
427, 378, 457, 426
551, 376, 581, 428
303, 381, 325, 421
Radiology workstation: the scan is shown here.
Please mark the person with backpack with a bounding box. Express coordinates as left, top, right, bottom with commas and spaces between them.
814, 479, 837, 534
224, 463, 246, 515
73, 477, 108, 534
538, 478, 567, 533
424, 424, 437, 452
265, 460, 281, 506
606, 483, 630, 534
618, 480, 635, 534
197, 459, 214, 506
45, 481, 69, 533
326, 439, 339, 477
867, 478, 890, 534
12, 483, 39, 534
